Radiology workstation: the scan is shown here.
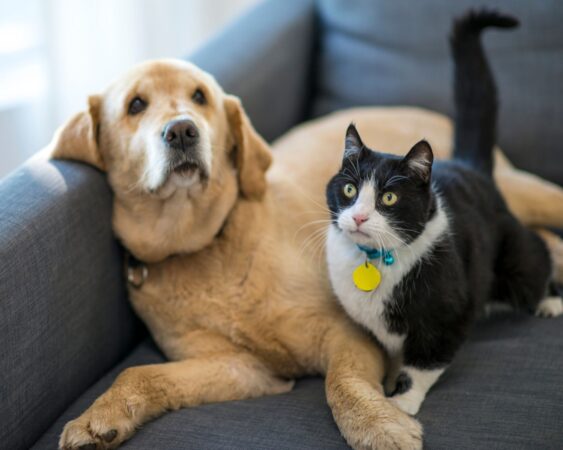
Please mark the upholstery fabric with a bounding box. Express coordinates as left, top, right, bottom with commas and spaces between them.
33, 312, 563, 449
313, 0, 563, 185
0, 156, 140, 450
32, 340, 349, 450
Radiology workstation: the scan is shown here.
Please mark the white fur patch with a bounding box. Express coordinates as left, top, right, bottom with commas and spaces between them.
535, 296, 563, 318
141, 116, 212, 193
327, 195, 449, 356
390, 366, 444, 415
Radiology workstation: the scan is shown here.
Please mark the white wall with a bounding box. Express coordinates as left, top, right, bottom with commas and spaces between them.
0, 0, 261, 178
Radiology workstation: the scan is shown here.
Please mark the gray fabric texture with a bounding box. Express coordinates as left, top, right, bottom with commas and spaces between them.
0, 156, 140, 450
32, 340, 348, 450
32, 311, 563, 449
190, 0, 317, 143
313, 0, 563, 185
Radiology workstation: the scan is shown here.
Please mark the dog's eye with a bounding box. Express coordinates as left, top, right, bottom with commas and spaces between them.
128, 96, 147, 115
192, 88, 206, 105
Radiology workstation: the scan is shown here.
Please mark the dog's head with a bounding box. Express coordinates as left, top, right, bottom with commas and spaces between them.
50, 59, 271, 261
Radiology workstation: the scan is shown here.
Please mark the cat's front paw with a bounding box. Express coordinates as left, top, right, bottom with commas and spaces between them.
535, 296, 563, 318
338, 402, 423, 450
390, 390, 424, 416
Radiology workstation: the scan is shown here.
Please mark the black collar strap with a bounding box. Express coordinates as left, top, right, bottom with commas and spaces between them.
125, 251, 148, 289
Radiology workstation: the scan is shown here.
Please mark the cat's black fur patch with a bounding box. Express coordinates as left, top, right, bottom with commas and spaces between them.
325, 10, 552, 371
391, 371, 413, 396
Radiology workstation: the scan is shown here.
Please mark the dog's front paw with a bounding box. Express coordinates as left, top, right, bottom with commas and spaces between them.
59, 397, 139, 450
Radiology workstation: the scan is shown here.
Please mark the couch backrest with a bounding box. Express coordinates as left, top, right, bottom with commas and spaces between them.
313, 0, 563, 185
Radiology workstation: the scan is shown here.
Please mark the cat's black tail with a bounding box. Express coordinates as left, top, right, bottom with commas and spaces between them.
450, 9, 518, 176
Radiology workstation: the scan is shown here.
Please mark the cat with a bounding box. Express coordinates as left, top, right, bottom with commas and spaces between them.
325, 9, 562, 416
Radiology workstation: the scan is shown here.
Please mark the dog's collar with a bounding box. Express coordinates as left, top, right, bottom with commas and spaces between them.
357, 244, 395, 266
125, 251, 148, 289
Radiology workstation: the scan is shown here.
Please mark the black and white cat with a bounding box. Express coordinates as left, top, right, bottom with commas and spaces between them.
325, 10, 562, 416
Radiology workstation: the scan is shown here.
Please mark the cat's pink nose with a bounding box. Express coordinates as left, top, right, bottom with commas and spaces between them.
353, 214, 368, 226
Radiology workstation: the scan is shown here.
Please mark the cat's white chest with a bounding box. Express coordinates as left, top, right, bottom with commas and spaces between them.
326, 227, 406, 355
326, 206, 448, 356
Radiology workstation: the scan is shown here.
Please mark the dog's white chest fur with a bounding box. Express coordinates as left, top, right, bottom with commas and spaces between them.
326, 207, 448, 355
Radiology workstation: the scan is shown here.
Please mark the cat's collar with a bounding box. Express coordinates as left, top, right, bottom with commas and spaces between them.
357, 244, 395, 266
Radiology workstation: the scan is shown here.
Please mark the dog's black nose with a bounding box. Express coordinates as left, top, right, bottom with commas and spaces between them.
162, 119, 199, 150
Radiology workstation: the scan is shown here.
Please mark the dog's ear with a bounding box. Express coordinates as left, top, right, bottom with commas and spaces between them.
49, 95, 105, 171
224, 95, 272, 200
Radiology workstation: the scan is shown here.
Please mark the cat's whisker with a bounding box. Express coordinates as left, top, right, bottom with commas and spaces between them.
299, 227, 330, 256
295, 219, 334, 235
384, 175, 410, 189
300, 227, 329, 248
300, 228, 329, 269
282, 176, 332, 212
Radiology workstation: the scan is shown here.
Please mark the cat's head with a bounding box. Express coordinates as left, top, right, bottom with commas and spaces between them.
326, 124, 436, 249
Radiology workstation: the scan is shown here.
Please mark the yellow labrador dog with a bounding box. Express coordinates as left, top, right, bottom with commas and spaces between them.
50, 59, 563, 450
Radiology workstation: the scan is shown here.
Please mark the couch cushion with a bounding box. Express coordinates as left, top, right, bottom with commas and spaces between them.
32, 310, 563, 449
313, 0, 563, 185
31, 340, 349, 450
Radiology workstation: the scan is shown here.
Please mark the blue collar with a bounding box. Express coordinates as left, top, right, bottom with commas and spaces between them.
357, 245, 395, 266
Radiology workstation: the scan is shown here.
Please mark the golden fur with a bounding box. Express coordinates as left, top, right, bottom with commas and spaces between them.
50, 60, 563, 450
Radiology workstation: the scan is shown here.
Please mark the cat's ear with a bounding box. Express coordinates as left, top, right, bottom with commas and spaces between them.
402, 140, 433, 183
343, 123, 365, 159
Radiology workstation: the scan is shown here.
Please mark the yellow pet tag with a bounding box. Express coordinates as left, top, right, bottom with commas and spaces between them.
353, 262, 381, 292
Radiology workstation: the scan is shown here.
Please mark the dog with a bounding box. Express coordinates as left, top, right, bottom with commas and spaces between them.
50, 59, 563, 450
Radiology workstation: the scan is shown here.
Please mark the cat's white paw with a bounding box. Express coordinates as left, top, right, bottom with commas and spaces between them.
535, 296, 563, 317
390, 390, 424, 416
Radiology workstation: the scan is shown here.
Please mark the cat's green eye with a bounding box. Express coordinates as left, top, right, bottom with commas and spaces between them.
382, 192, 398, 206
342, 183, 357, 199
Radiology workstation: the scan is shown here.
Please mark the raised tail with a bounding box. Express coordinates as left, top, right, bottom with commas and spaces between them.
450, 9, 518, 175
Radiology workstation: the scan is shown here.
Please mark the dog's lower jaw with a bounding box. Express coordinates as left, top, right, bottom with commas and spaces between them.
112, 175, 238, 263
153, 172, 206, 199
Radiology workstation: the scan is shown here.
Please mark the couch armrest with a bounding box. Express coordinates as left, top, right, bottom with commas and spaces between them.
190, 0, 317, 142
0, 156, 140, 450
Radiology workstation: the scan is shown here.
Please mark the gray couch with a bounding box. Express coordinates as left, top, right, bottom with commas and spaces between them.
1, 1, 562, 449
